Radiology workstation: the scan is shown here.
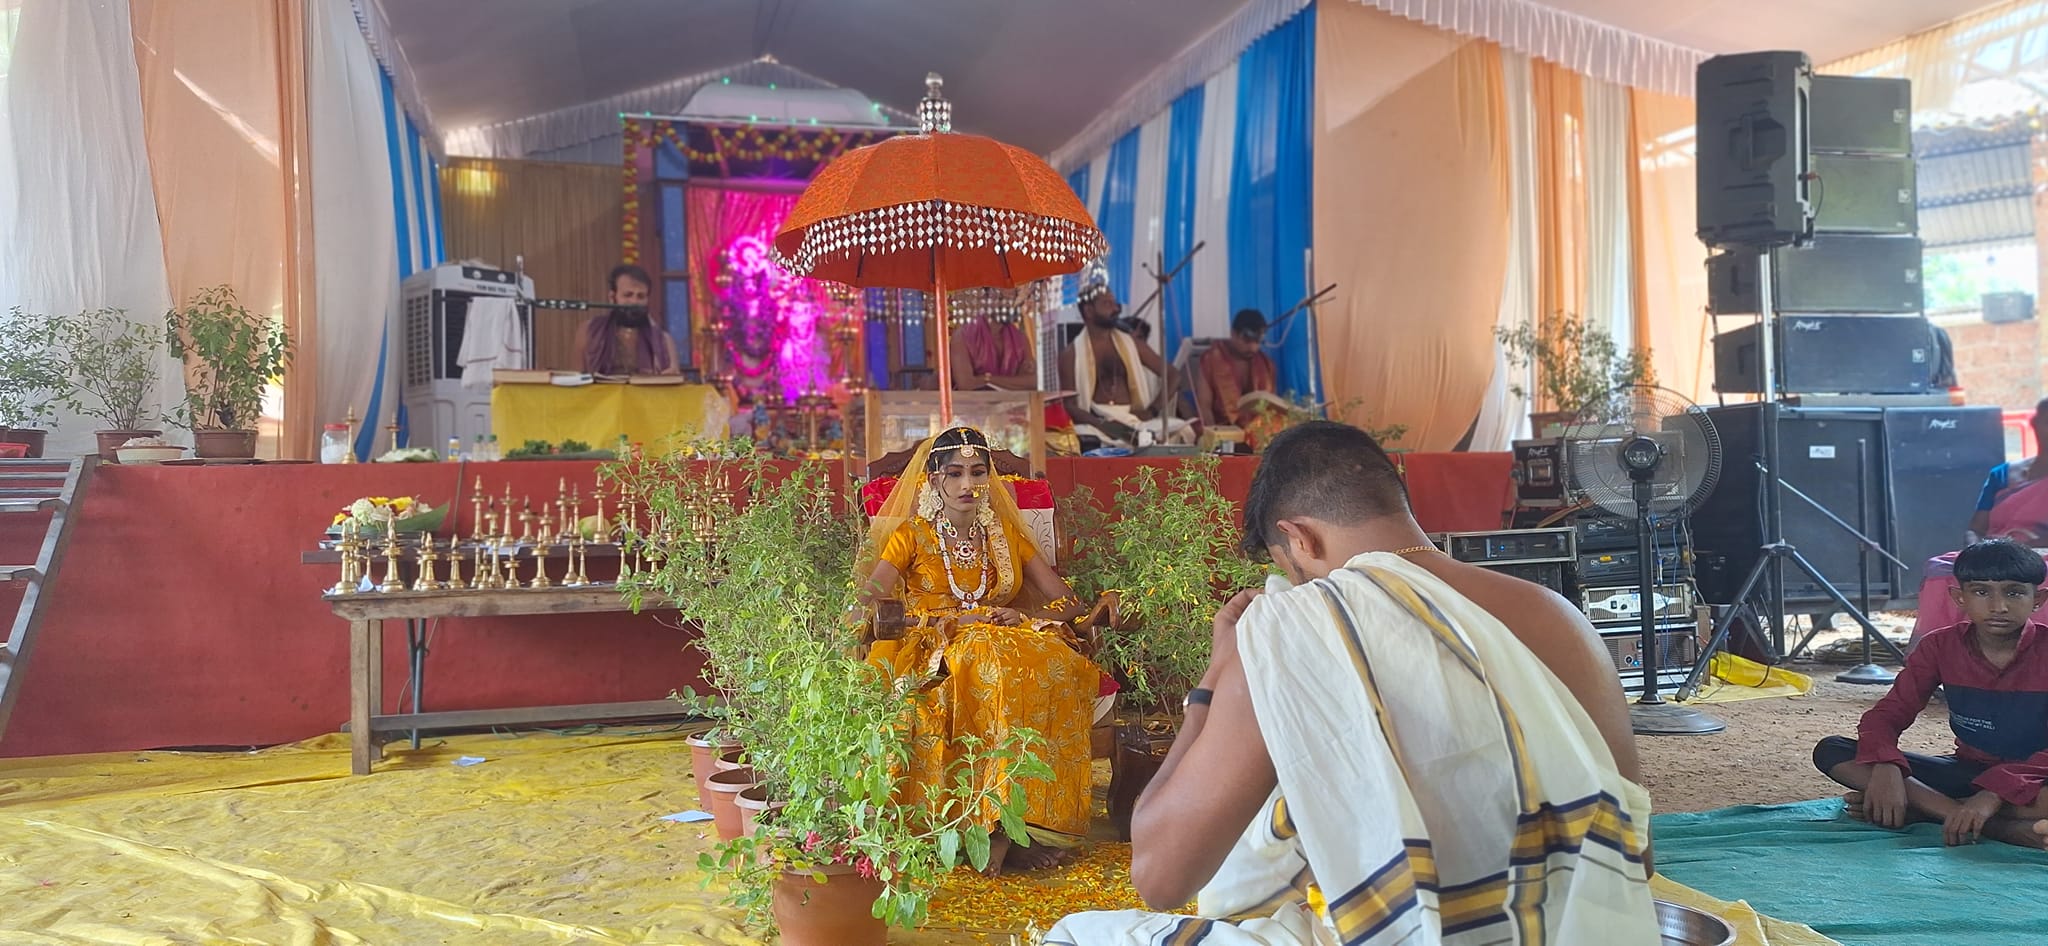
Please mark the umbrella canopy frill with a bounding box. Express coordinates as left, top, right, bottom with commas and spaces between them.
772, 132, 1106, 290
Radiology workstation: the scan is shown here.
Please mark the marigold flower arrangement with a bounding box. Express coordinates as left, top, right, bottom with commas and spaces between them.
331, 495, 432, 529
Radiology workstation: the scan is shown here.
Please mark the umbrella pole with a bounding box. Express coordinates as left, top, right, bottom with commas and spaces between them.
935, 271, 954, 424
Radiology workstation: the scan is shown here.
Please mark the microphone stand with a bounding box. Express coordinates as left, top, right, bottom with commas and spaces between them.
1122, 242, 1205, 446
1266, 283, 1338, 416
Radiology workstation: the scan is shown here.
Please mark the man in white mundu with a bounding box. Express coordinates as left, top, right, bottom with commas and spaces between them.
1057, 260, 1194, 448
1045, 422, 1658, 946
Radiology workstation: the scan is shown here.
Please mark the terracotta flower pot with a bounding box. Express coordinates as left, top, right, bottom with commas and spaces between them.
772, 863, 886, 946
705, 766, 762, 841
1528, 410, 1576, 437
95, 429, 163, 463
736, 784, 784, 837
0, 428, 46, 458
1108, 725, 1171, 842
192, 429, 257, 459
713, 747, 748, 772
687, 732, 742, 811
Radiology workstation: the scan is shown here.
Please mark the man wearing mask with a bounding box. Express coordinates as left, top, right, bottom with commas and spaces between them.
1057, 261, 1191, 447
577, 264, 679, 376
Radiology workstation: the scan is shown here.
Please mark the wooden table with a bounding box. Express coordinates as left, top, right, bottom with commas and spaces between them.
325, 586, 681, 775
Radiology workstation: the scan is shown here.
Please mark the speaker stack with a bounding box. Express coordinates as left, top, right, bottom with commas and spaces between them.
1700, 54, 1933, 399
1691, 53, 2004, 625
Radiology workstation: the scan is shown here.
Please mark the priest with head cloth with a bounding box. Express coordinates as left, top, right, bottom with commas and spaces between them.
577, 264, 679, 376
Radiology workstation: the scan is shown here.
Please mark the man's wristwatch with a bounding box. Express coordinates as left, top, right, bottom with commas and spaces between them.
1183, 687, 1214, 710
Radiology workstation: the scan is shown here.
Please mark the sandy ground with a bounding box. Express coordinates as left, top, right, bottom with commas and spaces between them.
1642, 612, 1952, 813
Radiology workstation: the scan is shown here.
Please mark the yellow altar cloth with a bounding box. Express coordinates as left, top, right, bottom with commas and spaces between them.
491, 382, 729, 451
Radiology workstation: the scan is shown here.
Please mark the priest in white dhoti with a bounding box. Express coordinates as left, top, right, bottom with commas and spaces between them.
1056, 261, 1194, 448
1046, 421, 1657, 946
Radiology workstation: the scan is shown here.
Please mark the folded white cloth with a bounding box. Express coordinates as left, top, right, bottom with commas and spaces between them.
457, 296, 525, 392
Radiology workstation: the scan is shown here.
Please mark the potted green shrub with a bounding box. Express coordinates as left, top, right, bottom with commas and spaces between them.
165, 285, 292, 459
1077, 454, 1269, 840
0, 307, 64, 458
1496, 314, 1654, 435
609, 447, 1050, 943
46, 306, 165, 461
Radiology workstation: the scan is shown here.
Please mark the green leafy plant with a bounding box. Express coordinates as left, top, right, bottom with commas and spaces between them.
0, 308, 64, 428
165, 285, 292, 431
1495, 314, 1654, 423
1087, 455, 1269, 716
606, 444, 1050, 929
46, 306, 164, 431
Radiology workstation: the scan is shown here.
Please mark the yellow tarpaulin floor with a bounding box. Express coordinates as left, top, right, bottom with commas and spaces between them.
0, 728, 1834, 945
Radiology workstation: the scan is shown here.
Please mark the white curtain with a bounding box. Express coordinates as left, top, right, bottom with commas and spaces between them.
1191, 62, 1237, 341
1583, 77, 1634, 354
1127, 111, 1170, 332
1349, 0, 1702, 97
0, 0, 178, 457
309, 0, 397, 439
1472, 50, 1539, 451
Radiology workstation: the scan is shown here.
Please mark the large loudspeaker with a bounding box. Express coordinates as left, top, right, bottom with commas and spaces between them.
1809, 76, 1912, 154
1707, 235, 1924, 314
1712, 315, 1934, 395
1696, 52, 1813, 247
1811, 152, 1916, 235
1885, 406, 2006, 595
1691, 405, 1891, 602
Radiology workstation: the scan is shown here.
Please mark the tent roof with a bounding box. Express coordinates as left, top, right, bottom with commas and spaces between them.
386, 0, 1997, 155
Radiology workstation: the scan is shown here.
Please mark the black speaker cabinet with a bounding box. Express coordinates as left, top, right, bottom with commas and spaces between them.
1810, 76, 1912, 155
1713, 315, 1933, 395
1884, 406, 2005, 595
1691, 405, 1891, 602
1812, 152, 1916, 235
1707, 235, 1923, 315
1697, 51, 1813, 248
1983, 292, 2035, 324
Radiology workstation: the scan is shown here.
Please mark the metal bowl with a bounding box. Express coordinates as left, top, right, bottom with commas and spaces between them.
1656, 900, 1736, 946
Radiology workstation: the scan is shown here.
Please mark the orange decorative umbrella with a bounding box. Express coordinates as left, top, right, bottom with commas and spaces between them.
774, 74, 1106, 421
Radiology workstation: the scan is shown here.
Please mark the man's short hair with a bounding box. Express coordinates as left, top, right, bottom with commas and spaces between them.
608, 263, 652, 292
1231, 309, 1268, 337
1954, 538, 2047, 585
1240, 421, 1410, 557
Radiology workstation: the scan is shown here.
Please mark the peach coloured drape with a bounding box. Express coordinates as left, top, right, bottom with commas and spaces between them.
439, 157, 625, 370
130, 0, 313, 458
1530, 60, 1588, 398
1628, 89, 1713, 403
1312, 2, 1509, 451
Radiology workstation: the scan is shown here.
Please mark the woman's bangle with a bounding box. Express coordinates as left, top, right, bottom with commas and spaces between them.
1182, 687, 1214, 709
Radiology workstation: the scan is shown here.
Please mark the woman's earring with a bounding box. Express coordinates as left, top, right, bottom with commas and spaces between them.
917, 485, 942, 520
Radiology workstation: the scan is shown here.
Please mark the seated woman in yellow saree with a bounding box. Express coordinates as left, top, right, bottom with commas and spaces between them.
860, 425, 1101, 874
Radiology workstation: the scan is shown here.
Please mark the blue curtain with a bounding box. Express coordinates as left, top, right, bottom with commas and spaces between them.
1229, 5, 1316, 399
365, 71, 445, 457
1096, 128, 1141, 307
1063, 166, 1091, 305
1162, 85, 1205, 357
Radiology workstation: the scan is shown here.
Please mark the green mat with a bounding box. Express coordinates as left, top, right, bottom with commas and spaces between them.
1652, 799, 2048, 946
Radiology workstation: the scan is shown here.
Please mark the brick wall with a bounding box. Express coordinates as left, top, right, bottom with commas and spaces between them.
1945, 317, 2042, 411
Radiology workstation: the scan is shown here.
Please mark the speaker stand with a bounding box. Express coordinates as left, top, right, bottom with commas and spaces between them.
1632, 701, 1727, 735
1837, 663, 1897, 685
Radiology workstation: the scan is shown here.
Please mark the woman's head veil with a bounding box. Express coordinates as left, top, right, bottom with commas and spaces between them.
857, 425, 1039, 601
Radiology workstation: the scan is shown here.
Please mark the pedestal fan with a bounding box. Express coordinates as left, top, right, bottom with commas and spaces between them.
1563, 385, 1727, 735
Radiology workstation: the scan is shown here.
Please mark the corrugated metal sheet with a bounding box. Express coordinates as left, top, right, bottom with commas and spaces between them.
1913, 120, 2036, 249
1920, 196, 2036, 249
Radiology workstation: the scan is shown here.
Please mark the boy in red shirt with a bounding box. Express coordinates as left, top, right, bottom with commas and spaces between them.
1813, 538, 2048, 849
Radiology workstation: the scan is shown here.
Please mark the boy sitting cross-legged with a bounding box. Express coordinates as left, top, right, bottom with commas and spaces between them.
1813, 538, 2048, 849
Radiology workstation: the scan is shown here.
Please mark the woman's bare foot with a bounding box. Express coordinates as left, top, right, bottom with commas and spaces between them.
1843, 792, 1867, 822
980, 834, 1074, 876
